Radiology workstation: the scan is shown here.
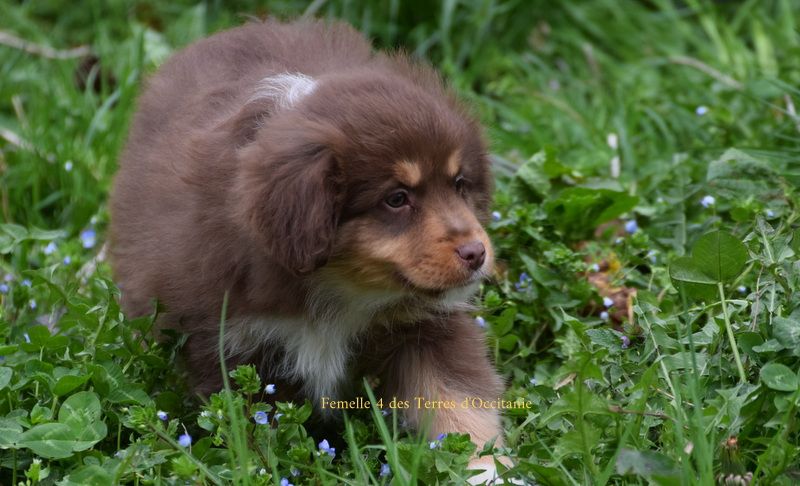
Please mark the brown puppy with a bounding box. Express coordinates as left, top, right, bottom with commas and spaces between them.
110, 19, 506, 476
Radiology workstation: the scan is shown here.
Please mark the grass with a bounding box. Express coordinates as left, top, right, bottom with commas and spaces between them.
1, 0, 800, 484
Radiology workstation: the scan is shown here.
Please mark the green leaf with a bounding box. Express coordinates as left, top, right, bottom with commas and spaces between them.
773, 317, 800, 356
692, 231, 748, 282
0, 367, 12, 390
17, 423, 75, 459
706, 149, 781, 200
544, 187, 638, 239
61, 465, 113, 486
58, 392, 107, 451
0, 418, 23, 448
760, 363, 799, 392
669, 231, 748, 300
616, 448, 679, 480
52, 374, 90, 396
668, 257, 716, 284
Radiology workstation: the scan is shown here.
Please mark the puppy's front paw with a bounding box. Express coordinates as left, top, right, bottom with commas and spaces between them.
467, 455, 521, 485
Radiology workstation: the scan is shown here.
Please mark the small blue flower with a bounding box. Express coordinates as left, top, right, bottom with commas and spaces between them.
589, 263, 600, 273
491, 211, 502, 222
157, 410, 168, 421
29, 299, 36, 310
44, 242, 57, 255
63, 256, 71, 265
280, 478, 293, 486
178, 433, 192, 447
318, 439, 335, 458
3, 274, 11, 282
429, 441, 439, 449
380, 463, 391, 477
80, 229, 96, 249
381, 409, 390, 416
23, 333, 30, 343
437, 433, 447, 441
0, 284, 8, 294
253, 411, 269, 425
529, 377, 537, 386
621, 335, 631, 349
695, 105, 709, 116
700, 195, 715, 208
274, 413, 283, 421
603, 297, 614, 308
64, 161, 73, 171
515, 272, 532, 291
737, 286, 747, 294
765, 209, 775, 218
474, 316, 486, 328
264, 383, 276, 394
646, 250, 657, 264
624, 219, 638, 234
290, 467, 300, 477
22, 279, 31, 287
600, 311, 610, 321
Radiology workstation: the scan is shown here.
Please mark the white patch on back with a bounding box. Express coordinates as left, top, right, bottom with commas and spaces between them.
248, 72, 317, 110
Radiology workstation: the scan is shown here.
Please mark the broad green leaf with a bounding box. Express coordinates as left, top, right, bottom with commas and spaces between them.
0, 418, 23, 448
0, 367, 12, 390
58, 392, 107, 450
773, 317, 800, 356
61, 465, 113, 486
668, 257, 717, 284
58, 391, 103, 426
491, 307, 516, 337
544, 187, 638, 239
616, 448, 679, 480
760, 363, 799, 392
706, 149, 781, 200
17, 423, 75, 459
52, 374, 90, 396
692, 231, 748, 282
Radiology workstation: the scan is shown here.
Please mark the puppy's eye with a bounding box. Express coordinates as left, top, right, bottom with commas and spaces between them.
385, 190, 409, 209
455, 174, 466, 193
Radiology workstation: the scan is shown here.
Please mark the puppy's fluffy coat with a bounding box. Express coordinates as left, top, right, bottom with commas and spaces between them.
111, 19, 506, 468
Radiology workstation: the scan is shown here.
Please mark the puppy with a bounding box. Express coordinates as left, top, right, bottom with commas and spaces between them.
110, 19, 507, 480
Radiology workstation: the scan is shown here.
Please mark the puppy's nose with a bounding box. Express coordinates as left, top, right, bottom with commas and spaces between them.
456, 241, 486, 271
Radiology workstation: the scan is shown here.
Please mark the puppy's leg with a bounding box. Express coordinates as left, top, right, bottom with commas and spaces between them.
377, 313, 508, 481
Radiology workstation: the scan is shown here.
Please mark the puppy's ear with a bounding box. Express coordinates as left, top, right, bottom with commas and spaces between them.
233, 117, 345, 274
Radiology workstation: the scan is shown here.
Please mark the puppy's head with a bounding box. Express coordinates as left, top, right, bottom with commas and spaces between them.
233, 68, 493, 297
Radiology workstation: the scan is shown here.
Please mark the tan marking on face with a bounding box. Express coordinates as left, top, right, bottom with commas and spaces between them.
445, 150, 461, 178
393, 160, 422, 187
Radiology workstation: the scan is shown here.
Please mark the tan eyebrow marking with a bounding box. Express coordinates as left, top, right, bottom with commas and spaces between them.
394, 160, 422, 187
446, 150, 461, 178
